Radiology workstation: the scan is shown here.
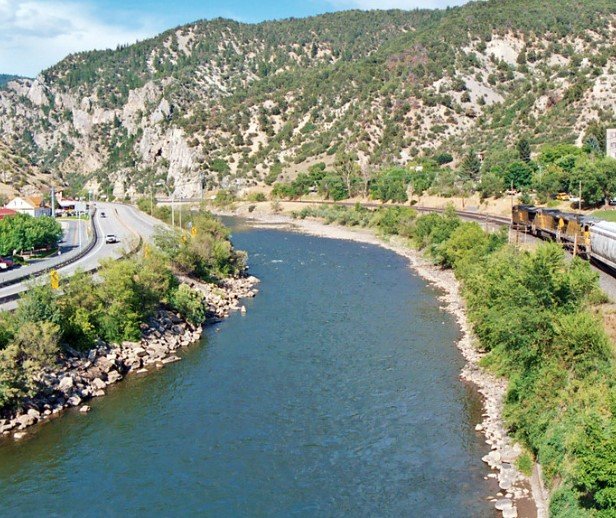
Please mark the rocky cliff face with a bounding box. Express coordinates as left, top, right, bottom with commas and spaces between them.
0, 2, 615, 197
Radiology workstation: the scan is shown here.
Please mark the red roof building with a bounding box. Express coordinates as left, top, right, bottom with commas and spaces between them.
0, 208, 17, 220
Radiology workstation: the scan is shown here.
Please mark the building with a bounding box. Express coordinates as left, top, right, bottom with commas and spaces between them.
5, 196, 51, 217
56, 198, 88, 216
607, 129, 616, 159
0, 208, 17, 220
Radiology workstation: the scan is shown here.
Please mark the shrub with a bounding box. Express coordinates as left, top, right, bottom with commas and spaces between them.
170, 284, 206, 325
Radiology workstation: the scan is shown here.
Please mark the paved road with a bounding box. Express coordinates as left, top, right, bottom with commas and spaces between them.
0, 219, 88, 285
0, 203, 164, 309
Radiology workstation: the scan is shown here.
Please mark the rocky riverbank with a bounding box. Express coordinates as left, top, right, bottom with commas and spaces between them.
215, 207, 547, 518
0, 274, 259, 440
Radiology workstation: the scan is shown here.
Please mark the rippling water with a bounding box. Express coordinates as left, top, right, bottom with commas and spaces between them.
0, 221, 493, 516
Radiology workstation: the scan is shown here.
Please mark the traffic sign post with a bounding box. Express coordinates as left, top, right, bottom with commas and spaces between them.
50, 270, 60, 290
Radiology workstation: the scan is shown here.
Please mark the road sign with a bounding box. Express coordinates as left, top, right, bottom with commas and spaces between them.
143, 244, 150, 258
191, 226, 197, 237
50, 270, 60, 290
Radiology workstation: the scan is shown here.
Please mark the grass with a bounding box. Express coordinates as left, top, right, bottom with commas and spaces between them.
591, 209, 616, 222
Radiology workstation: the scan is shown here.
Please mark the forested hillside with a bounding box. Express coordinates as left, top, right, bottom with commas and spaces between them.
0, 0, 614, 198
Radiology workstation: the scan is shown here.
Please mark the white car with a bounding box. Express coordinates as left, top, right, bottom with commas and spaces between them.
105, 234, 119, 244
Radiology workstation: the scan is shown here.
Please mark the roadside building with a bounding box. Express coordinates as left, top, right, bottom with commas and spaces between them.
5, 196, 51, 217
0, 208, 17, 220
56, 198, 88, 216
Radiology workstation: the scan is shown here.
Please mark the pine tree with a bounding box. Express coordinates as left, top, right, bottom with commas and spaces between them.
460, 149, 481, 181
517, 137, 532, 163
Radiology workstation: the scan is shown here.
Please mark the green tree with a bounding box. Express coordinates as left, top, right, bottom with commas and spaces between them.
370, 167, 411, 202
517, 137, 532, 163
460, 149, 482, 182
504, 160, 534, 190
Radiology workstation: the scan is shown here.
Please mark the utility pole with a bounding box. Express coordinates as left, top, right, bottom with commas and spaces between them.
179, 197, 182, 229
579, 180, 582, 211
200, 173, 205, 202
171, 194, 175, 227
51, 185, 56, 218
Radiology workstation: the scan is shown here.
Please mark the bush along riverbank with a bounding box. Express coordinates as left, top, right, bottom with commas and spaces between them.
290, 204, 616, 517
0, 211, 259, 439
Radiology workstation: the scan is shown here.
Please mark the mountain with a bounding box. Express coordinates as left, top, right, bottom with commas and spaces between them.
0, 74, 28, 88
0, 0, 615, 198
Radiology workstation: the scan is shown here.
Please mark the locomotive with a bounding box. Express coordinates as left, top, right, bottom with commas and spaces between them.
512, 205, 616, 271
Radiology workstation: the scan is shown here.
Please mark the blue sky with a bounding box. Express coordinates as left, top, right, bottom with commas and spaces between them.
0, 0, 468, 77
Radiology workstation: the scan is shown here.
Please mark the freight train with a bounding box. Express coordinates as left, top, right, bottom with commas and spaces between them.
512, 205, 616, 271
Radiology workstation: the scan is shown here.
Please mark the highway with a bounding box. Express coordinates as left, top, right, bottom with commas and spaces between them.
0, 203, 164, 309
0, 218, 88, 285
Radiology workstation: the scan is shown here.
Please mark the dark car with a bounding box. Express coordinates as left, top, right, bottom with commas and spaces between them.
0, 258, 15, 271
100, 212, 106, 218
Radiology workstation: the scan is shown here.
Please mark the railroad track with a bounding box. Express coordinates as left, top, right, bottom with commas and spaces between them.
157, 196, 513, 227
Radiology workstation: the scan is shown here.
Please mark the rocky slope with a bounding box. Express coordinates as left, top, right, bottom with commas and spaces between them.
0, 0, 615, 197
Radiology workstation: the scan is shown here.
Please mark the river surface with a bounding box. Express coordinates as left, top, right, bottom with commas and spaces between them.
0, 220, 493, 516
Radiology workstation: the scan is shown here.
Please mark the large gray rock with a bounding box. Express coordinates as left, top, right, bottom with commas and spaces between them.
495, 499, 513, 511
92, 378, 106, 391
67, 395, 82, 407
58, 376, 74, 393
106, 371, 122, 384
16, 413, 37, 428
95, 357, 115, 374
133, 347, 147, 358
27, 408, 41, 419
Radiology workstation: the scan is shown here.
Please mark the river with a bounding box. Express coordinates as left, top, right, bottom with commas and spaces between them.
0, 220, 493, 516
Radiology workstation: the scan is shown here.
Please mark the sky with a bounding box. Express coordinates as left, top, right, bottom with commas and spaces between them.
0, 0, 469, 77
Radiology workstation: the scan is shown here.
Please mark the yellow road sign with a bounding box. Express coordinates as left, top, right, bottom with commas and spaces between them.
50, 270, 60, 290
191, 226, 197, 237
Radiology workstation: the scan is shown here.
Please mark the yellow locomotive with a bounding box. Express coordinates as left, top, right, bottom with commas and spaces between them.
512, 205, 593, 258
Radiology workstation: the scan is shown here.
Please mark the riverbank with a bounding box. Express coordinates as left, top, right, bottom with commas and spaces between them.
215, 206, 546, 518
0, 274, 259, 440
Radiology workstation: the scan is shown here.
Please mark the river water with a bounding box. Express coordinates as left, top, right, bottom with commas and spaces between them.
0, 220, 493, 516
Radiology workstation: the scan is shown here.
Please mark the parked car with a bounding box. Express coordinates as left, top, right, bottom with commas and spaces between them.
100, 212, 106, 218
0, 258, 15, 270
556, 192, 570, 201
105, 234, 119, 244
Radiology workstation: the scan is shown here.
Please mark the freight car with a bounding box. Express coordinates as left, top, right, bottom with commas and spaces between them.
589, 221, 616, 271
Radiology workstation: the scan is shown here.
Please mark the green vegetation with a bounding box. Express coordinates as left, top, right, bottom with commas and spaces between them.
0, 214, 63, 256
152, 211, 246, 281
0, 212, 245, 412
272, 137, 616, 208
294, 204, 616, 516
592, 210, 616, 223
5, 0, 615, 191
0, 253, 174, 409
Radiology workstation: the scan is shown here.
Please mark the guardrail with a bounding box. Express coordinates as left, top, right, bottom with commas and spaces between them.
0, 210, 99, 304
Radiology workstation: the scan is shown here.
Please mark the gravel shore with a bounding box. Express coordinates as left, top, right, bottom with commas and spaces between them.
227, 209, 548, 518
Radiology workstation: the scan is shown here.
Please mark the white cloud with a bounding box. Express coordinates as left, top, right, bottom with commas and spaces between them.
0, 0, 160, 77
326, 0, 468, 9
